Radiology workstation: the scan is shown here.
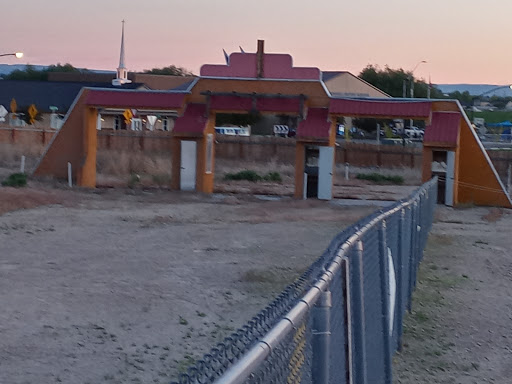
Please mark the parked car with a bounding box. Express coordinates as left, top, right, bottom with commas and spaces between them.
404, 126, 424, 140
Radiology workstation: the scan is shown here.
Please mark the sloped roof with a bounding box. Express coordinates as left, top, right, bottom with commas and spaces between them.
169, 79, 195, 91
132, 74, 196, 90
321, 71, 348, 82
0, 80, 142, 112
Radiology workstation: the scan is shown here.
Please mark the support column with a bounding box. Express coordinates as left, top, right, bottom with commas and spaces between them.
170, 136, 181, 190
197, 114, 216, 194
294, 141, 305, 199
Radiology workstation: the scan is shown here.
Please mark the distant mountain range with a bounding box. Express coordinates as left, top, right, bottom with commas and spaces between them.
436, 84, 512, 97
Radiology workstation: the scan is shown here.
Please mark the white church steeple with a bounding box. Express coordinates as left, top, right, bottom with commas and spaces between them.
112, 20, 132, 86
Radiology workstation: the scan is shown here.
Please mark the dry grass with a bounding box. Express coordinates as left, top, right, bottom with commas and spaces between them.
96, 149, 172, 177
0, 143, 45, 172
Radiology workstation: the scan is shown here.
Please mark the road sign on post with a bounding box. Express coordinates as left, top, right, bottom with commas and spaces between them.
28, 104, 38, 124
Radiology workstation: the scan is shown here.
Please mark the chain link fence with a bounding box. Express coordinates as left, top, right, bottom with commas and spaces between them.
171, 177, 438, 384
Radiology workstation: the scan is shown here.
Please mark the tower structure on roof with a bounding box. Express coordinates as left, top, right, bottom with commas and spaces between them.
112, 20, 132, 86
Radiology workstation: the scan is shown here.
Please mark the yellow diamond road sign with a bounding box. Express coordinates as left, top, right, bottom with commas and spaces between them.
123, 109, 133, 123
28, 104, 38, 124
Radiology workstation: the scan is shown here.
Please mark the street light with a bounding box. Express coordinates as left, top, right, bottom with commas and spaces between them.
410, 60, 427, 98
407, 60, 427, 128
0, 52, 23, 59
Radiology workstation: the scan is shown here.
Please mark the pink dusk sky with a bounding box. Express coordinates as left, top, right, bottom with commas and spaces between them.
2, 0, 510, 84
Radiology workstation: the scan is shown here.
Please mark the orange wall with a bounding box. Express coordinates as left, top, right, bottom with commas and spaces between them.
34, 90, 89, 181
457, 118, 512, 207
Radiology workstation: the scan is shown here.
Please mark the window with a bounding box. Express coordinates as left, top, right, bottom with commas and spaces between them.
162, 118, 169, 131
114, 116, 121, 130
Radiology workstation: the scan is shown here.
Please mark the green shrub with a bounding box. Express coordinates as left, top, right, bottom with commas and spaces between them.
224, 170, 262, 182
224, 170, 282, 183
356, 172, 404, 185
1, 173, 27, 187
263, 172, 282, 182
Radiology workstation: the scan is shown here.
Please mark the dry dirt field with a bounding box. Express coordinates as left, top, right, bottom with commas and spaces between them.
0, 184, 384, 384
394, 206, 512, 384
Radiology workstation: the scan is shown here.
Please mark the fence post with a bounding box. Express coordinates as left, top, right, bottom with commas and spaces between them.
20, 155, 25, 174
312, 289, 331, 384
378, 221, 393, 384
407, 203, 417, 312
352, 241, 367, 384
396, 209, 405, 351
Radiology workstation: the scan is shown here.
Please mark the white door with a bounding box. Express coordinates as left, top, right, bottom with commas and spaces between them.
180, 140, 197, 191
318, 146, 334, 200
445, 151, 455, 206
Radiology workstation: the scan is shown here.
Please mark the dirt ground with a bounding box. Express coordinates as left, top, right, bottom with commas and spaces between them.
394, 206, 512, 384
0, 183, 384, 384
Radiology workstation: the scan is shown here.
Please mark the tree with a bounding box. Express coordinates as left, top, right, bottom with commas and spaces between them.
359, 64, 444, 99
142, 65, 194, 76
4, 63, 84, 81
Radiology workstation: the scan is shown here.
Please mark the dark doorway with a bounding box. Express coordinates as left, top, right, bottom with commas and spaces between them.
432, 151, 447, 204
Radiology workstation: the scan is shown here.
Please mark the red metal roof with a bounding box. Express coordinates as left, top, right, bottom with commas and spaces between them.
329, 98, 431, 118
424, 112, 460, 145
297, 108, 331, 138
85, 90, 186, 109
173, 103, 208, 134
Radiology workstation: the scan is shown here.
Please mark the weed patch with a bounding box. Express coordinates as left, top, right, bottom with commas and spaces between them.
224, 170, 282, 183
356, 172, 404, 185
2, 173, 27, 187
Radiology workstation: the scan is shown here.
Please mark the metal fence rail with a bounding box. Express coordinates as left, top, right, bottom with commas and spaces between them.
171, 177, 438, 384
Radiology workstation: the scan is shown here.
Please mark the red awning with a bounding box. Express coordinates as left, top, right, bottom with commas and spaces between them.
85, 90, 186, 109
297, 108, 331, 138
424, 112, 460, 145
173, 103, 208, 134
329, 98, 431, 119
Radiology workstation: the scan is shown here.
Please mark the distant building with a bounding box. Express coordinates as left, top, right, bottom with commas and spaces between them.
321, 71, 389, 98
